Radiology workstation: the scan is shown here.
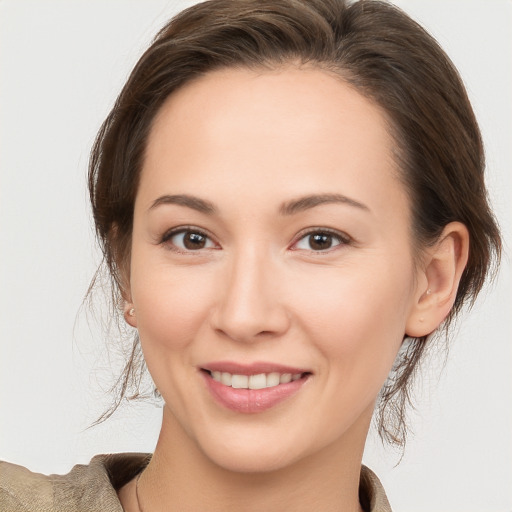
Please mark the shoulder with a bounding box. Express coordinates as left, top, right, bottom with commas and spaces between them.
0, 460, 53, 511
0, 453, 151, 512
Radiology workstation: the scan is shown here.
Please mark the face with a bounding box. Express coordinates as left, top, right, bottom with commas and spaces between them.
127, 67, 424, 472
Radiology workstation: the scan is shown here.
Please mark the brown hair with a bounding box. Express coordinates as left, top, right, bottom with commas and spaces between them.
88, 0, 501, 446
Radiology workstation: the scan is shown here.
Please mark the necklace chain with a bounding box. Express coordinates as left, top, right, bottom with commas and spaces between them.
133, 467, 365, 511
135, 471, 144, 512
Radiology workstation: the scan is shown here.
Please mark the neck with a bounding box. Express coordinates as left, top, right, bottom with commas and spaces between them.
134, 406, 370, 512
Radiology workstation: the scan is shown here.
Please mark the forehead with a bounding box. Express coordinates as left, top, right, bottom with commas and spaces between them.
139, 66, 406, 217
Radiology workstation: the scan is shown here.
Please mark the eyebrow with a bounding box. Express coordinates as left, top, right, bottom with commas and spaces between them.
148, 192, 369, 216
279, 193, 370, 216
149, 194, 217, 214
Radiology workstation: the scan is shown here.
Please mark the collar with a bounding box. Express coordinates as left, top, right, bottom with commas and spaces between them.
1, 453, 392, 511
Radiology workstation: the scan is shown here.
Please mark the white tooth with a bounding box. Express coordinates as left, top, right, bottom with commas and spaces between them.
212, 371, 222, 382
266, 372, 280, 388
231, 374, 249, 389
248, 373, 267, 390
221, 372, 232, 386
280, 373, 292, 384
292, 373, 302, 381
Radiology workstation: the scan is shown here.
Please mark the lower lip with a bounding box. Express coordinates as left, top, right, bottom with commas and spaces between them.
202, 372, 309, 414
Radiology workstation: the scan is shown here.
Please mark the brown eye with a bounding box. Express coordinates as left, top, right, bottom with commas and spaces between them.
183, 232, 207, 249
309, 233, 334, 250
167, 230, 216, 251
294, 230, 346, 251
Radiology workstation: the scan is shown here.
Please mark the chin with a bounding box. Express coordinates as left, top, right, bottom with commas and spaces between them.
206, 446, 296, 474
196, 430, 304, 474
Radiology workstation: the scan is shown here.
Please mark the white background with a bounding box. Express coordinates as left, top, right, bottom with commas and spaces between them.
0, 1, 510, 510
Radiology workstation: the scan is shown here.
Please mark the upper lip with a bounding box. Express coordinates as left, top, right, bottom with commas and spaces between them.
201, 361, 310, 376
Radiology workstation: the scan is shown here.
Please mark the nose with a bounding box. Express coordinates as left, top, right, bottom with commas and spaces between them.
210, 248, 290, 343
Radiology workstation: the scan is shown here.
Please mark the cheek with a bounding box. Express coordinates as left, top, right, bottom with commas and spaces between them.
130, 260, 215, 352
289, 263, 415, 437
291, 261, 414, 372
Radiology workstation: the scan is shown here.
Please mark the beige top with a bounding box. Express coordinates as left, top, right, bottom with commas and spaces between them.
0, 453, 392, 511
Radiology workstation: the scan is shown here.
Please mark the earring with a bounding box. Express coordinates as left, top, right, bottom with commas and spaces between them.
129, 307, 135, 316
426, 288, 432, 295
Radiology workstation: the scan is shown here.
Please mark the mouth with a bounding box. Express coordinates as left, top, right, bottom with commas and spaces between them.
203, 369, 307, 389
200, 363, 312, 413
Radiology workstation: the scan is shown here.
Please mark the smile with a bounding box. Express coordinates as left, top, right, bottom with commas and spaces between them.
209, 371, 303, 389
200, 363, 311, 413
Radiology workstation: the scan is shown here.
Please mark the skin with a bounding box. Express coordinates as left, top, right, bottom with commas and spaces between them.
118, 67, 469, 511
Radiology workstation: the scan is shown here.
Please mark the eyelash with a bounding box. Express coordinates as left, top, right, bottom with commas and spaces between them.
291, 228, 351, 253
159, 226, 352, 253
160, 226, 218, 253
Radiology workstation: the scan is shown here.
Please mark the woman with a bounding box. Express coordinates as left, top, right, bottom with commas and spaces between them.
0, 0, 505, 510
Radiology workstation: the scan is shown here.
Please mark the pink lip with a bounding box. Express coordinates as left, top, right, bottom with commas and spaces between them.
199, 362, 311, 414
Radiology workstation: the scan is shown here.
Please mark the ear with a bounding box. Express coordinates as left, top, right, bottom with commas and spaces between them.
119, 265, 137, 328
120, 266, 136, 328
109, 223, 136, 327
405, 222, 469, 337
123, 302, 137, 328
